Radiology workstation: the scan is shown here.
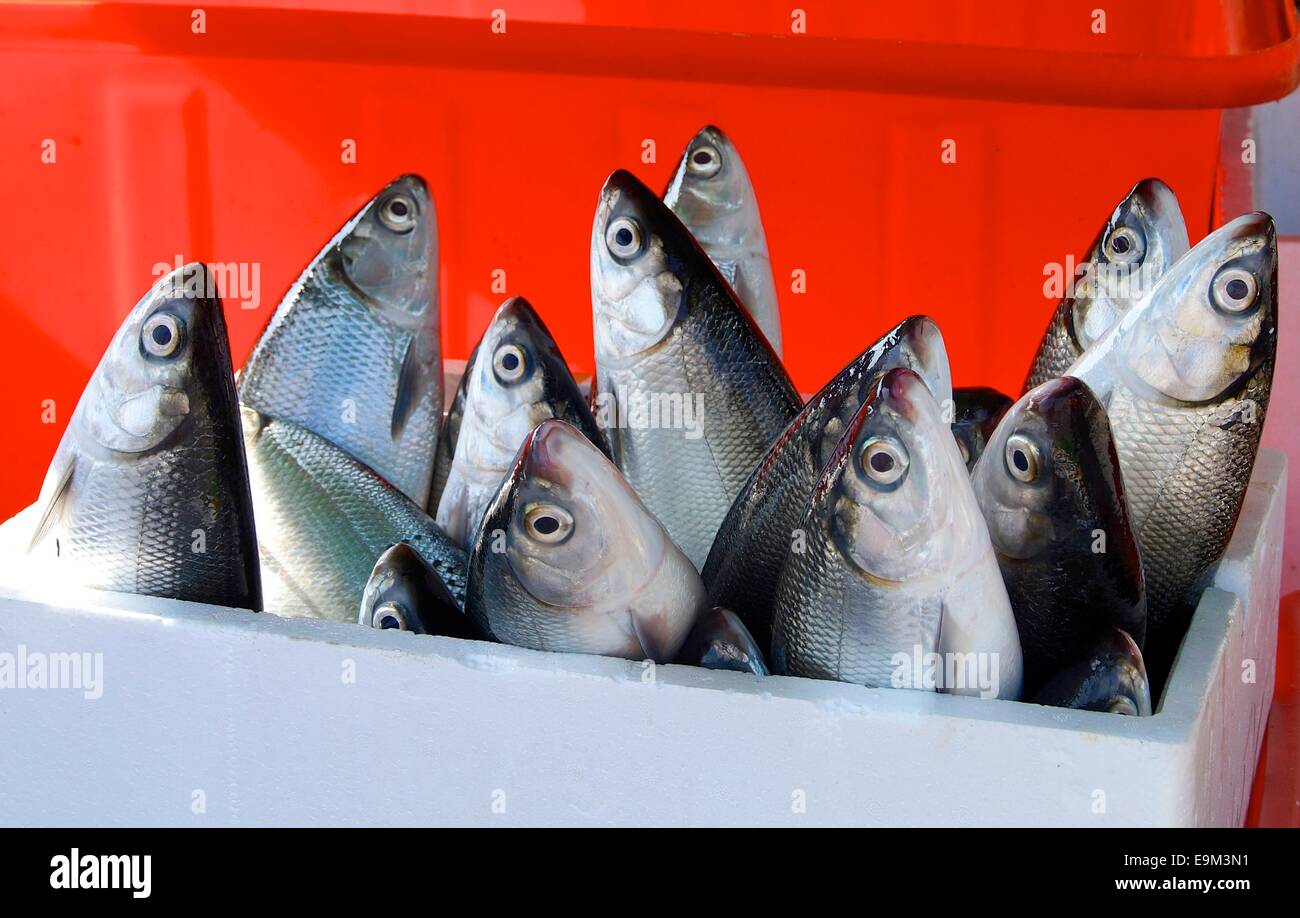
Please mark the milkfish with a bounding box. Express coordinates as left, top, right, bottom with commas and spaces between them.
703, 317, 950, 652
436, 296, 607, 549
591, 169, 801, 569
1033, 627, 1152, 716
243, 411, 466, 622
240, 174, 442, 506
358, 542, 473, 637
771, 368, 1022, 699
1067, 212, 1276, 686
971, 377, 1146, 696
664, 125, 784, 355
677, 607, 769, 675
467, 419, 706, 662
951, 386, 1013, 472
1024, 178, 1187, 392
28, 264, 261, 610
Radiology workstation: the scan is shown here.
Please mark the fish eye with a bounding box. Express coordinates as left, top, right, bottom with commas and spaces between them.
523, 503, 574, 544
1005, 433, 1041, 483
141, 313, 184, 358
686, 144, 722, 178
858, 436, 909, 488
371, 601, 408, 630
605, 217, 643, 260
378, 193, 417, 234
1108, 696, 1140, 716
1104, 225, 1145, 265
492, 343, 527, 383
1211, 266, 1258, 314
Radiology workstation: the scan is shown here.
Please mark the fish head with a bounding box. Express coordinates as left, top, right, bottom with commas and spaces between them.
1072, 178, 1188, 349
662, 125, 753, 243
469, 296, 562, 406
81, 263, 230, 454
824, 368, 973, 584
973, 377, 1120, 560
490, 419, 668, 611
1122, 212, 1277, 403
590, 169, 690, 362
359, 542, 459, 635
812, 316, 952, 471
338, 174, 434, 317
1034, 627, 1152, 715
951, 387, 1013, 470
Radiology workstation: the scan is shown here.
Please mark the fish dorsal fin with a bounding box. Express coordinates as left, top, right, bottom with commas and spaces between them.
28, 456, 75, 553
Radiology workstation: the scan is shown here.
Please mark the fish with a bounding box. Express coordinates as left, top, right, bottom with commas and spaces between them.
677, 607, 769, 675
590, 169, 802, 569
971, 376, 1146, 696
951, 386, 1013, 471
467, 419, 706, 662
664, 125, 784, 355
358, 542, 473, 637
771, 368, 1022, 699
1024, 179, 1188, 393
1032, 627, 1151, 716
427, 341, 479, 514
436, 296, 607, 548
702, 316, 951, 652
243, 410, 467, 622
27, 264, 261, 610
239, 174, 442, 506
1068, 212, 1276, 686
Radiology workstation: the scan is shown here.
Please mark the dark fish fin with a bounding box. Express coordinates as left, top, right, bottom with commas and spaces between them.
28, 457, 75, 553
391, 337, 420, 441
594, 385, 620, 466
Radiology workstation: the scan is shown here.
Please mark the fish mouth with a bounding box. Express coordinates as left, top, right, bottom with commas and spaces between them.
1206, 211, 1275, 258
1127, 178, 1182, 233
601, 169, 650, 204
895, 316, 952, 405
494, 295, 539, 328
877, 367, 929, 422
1024, 375, 1092, 420
988, 505, 1053, 560
519, 419, 583, 490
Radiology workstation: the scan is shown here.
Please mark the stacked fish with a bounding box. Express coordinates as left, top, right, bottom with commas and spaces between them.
26, 127, 1276, 717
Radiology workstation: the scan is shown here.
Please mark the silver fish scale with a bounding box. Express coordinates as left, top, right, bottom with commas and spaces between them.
1106, 367, 1270, 633
240, 257, 440, 506
704, 361, 875, 648
55, 429, 259, 608
601, 293, 798, 570
471, 562, 607, 654
1024, 301, 1077, 392
604, 357, 727, 569
773, 519, 942, 684
246, 417, 466, 622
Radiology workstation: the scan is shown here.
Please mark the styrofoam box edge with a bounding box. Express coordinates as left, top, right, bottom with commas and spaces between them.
0, 450, 1286, 826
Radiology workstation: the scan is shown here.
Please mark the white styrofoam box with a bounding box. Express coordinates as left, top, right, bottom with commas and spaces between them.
0, 449, 1285, 827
